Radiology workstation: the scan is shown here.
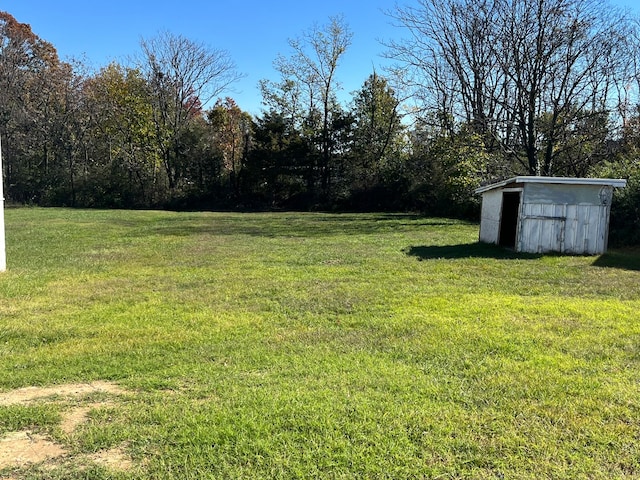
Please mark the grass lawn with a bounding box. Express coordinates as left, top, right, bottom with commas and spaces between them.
0, 208, 639, 479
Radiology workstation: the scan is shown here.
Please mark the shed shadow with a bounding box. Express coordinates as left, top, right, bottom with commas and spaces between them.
403, 242, 542, 261
592, 250, 640, 271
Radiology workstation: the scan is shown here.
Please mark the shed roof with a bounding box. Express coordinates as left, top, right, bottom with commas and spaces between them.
474, 176, 627, 195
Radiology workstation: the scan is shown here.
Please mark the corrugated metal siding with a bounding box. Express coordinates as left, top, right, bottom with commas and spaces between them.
518, 203, 609, 254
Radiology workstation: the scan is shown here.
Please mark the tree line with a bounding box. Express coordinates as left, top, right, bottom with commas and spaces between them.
1, 1, 640, 242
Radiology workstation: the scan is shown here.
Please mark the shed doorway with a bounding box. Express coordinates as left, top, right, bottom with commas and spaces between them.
499, 191, 521, 248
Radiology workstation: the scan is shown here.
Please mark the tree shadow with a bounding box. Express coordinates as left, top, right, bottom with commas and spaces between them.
132, 213, 471, 239
403, 242, 542, 261
592, 249, 640, 271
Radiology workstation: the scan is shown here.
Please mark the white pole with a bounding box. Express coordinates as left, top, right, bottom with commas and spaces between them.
0, 135, 6, 271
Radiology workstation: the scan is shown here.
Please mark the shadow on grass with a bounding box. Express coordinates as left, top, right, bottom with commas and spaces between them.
141, 213, 472, 239
403, 242, 542, 260
592, 249, 640, 271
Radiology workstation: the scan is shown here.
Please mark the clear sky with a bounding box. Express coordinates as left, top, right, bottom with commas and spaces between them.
3, 0, 639, 116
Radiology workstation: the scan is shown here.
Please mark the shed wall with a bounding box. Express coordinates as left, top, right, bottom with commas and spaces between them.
524, 183, 604, 205
517, 183, 612, 254
478, 189, 503, 244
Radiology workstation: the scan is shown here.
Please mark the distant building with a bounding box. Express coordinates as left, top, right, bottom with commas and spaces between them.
475, 177, 627, 254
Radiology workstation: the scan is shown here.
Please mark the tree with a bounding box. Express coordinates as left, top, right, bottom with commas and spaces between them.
82, 63, 159, 207
262, 16, 352, 198
138, 31, 242, 195
40, 60, 89, 207
248, 110, 312, 206
0, 11, 66, 202
595, 104, 640, 245
349, 72, 405, 191
407, 123, 488, 217
207, 98, 252, 197
388, 0, 632, 176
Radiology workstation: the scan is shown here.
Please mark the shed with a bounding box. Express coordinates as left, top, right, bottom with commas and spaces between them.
475, 176, 627, 254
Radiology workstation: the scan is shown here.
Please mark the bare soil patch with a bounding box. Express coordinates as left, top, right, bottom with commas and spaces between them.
90, 446, 133, 471
0, 381, 126, 406
59, 402, 110, 435
0, 431, 66, 469
0, 381, 133, 475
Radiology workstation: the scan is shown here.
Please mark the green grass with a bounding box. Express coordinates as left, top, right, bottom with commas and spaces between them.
1, 208, 639, 479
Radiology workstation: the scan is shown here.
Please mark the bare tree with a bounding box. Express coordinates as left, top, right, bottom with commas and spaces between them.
138, 31, 242, 192
387, 0, 632, 176
494, 0, 627, 175
618, 17, 640, 134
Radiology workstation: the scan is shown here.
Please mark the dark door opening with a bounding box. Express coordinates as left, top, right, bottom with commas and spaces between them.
499, 191, 521, 248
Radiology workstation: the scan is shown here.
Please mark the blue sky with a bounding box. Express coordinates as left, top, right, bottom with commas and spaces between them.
3, 0, 639, 116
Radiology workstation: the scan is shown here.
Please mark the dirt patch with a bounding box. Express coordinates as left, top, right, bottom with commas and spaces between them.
0, 431, 66, 469
59, 403, 110, 435
90, 446, 133, 471
0, 381, 133, 475
0, 381, 126, 407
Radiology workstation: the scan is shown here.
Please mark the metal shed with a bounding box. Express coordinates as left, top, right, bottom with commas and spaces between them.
475, 176, 627, 254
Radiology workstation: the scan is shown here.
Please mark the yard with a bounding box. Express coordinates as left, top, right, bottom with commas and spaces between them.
0, 208, 639, 479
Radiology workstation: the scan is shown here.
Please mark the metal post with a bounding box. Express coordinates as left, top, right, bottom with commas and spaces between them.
0, 135, 6, 271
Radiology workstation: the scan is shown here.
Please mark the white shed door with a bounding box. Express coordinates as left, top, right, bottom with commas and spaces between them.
519, 203, 609, 254
519, 203, 565, 253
